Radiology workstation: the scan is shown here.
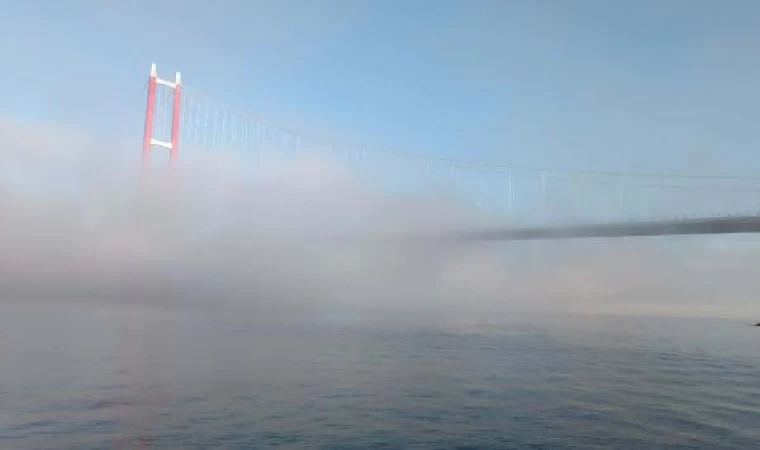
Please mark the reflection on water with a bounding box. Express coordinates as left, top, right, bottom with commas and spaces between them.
1, 302, 759, 449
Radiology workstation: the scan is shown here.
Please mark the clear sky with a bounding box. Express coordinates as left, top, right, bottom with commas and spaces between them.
2, 0, 760, 177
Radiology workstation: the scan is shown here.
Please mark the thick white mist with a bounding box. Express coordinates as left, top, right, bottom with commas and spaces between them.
2, 117, 760, 320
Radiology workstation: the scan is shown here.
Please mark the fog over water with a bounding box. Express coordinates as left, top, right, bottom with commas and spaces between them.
4, 2, 760, 446
3, 116, 760, 450
2, 116, 760, 320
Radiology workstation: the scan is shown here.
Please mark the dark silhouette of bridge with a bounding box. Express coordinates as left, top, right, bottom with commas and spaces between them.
434, 215, 760, 242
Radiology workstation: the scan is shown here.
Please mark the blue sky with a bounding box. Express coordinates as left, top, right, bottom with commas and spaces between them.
2, 0, 760, 176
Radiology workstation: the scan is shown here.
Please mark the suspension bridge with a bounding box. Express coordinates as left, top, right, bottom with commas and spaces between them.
140, 64, 760, 241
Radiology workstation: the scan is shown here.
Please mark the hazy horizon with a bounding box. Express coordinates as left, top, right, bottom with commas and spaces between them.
2, 115, 760, 320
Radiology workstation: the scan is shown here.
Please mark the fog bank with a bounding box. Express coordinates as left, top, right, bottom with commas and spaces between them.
2, 117, 759, 320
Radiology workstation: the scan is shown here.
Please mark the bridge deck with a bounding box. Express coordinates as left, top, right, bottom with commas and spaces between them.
438, 215, 760, 242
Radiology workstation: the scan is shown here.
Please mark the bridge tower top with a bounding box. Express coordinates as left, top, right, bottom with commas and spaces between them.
142, 63, 182, 167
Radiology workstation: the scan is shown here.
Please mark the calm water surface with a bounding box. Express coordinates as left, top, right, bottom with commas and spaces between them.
1, 302, 759, 449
